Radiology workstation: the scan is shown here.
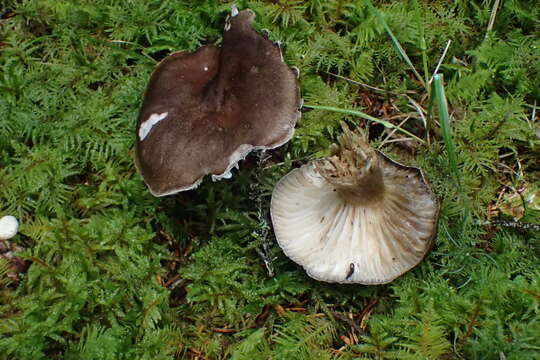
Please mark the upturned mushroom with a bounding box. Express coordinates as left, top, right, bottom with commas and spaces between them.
270, 126, 439, 284
135, 7, 301, 196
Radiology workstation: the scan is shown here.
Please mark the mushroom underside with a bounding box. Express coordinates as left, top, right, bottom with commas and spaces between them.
270, 154, 439, 284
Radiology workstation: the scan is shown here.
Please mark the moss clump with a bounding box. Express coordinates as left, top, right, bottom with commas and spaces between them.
1, 0, 539, 359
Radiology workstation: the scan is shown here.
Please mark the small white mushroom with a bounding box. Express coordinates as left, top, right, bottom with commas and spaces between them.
271, 126, 439, 284
0, 215, 19, 240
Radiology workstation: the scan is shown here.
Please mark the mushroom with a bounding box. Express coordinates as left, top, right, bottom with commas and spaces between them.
135, 7, 301, 196
0, 215, 27, 282
0, 215, 18, 240
270, 126, 439, 284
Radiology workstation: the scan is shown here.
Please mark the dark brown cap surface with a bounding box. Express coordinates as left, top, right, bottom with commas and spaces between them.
135, 9, 300, 196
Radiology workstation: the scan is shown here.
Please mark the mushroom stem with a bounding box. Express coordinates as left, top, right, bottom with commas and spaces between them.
315, 127, 385, 206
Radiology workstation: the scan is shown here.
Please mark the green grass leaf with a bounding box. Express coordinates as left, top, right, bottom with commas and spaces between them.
303, 104, 425, 143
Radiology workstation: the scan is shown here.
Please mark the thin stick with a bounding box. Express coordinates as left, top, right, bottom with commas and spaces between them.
485, 0, 501, 39
429, 40, 452, 84
524, 102, 540, 110
407, 95, 427, 128
489, 220, 540, 231
381, 137, 414, 144
379, 116, 411, 148
498, 152, 514, 159
529, 100, 536, 129
252, 152, 275, 278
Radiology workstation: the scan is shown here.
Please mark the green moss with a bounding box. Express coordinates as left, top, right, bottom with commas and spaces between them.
1, 0, 539, 359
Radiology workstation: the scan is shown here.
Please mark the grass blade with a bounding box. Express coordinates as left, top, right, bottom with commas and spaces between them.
303, 104, 425, 143
366, 1, 426, 88
432, 74, 460, 188
433, 74, 471, 227
412, 0, 429, 85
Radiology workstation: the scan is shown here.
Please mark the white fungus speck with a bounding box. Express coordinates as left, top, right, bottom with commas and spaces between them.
139, 112, 168, 141
0, 215, 19, 240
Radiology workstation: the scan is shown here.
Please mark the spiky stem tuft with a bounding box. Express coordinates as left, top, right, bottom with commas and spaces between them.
315, 125, 385, 206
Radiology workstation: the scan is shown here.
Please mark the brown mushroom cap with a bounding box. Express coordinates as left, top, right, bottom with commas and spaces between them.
135, 9, 301, 196
270, 129, 439, 284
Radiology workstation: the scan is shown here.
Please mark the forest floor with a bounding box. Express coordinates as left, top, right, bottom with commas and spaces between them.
1, 1, 539, 359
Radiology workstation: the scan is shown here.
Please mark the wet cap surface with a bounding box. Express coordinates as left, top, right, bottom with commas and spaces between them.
135, 9, 301, 196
